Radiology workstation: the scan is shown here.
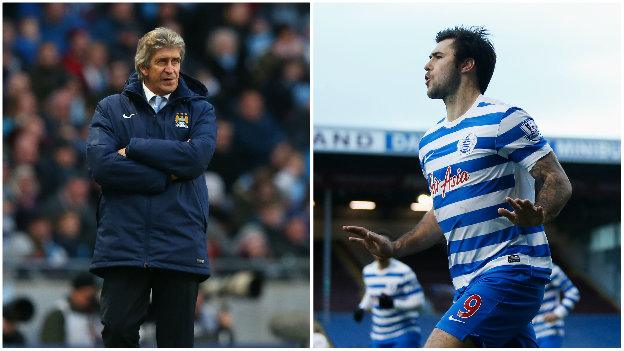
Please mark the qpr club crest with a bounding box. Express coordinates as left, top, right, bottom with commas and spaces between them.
520, 118, 541, 142
457, 132, 477, 155
174, 112, 189, 128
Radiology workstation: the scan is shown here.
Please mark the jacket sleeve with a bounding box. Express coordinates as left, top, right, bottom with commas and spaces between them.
125, 101, 217, 179
86, 101, 169, 194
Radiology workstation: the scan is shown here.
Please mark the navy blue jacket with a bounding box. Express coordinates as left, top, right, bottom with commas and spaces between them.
86, 72, 217, 281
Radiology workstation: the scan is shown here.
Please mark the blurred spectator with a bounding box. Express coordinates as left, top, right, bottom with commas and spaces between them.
268, 59, 309, 117
4, 197, 17, 238
235, 223, 271, 258
256, 199, 292, 257
14, 16, 41, 67
37, 141, 81, 199
91, 4, 135, 48
40, 273, 102, 346
232, 167, 281, 227
62, 28, 91, 80
4, 215, 67, 266
273, 149, 307, 207
3, 20, 24, 79
8, 91, 40, 129
10, 131, 41, 168
4, 71, 31, 101
82, 41, 109, 96
54, 210, 91, 259
40, 3, 84, 53
102, 59, 131, 98
207, 120, 238, 191
30, 42, 68, 101
246, 17, 274, 61
42, 176, 96, 251
283, 215, 309, 256
3, 297, 35, 346
194, 294, 235, 346
232, 89, 285, 172
8, 165, 41, 231
205, 27, 248, 108
272, 24, 307, 59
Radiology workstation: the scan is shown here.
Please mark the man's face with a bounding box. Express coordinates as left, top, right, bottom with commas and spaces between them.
424, 38, 461, 99
140, 47, 181, 96
72, 286, 97, 312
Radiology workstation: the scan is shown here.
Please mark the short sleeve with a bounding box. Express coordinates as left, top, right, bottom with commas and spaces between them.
495, 108, 553, 171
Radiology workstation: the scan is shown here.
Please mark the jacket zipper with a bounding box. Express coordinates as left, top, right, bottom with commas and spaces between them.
143, 104, 156, 269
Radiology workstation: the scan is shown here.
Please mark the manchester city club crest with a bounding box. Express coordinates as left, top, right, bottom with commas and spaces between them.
457, 132, 478, 155
174, 112, 189, 128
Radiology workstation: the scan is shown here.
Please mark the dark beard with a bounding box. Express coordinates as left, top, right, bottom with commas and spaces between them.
427, 66, 461, 99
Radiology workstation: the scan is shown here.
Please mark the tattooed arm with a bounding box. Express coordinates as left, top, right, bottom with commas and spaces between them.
530, 151, 572, 223
498, 151, 572, 226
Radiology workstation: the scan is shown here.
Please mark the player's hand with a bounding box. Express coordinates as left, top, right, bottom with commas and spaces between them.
170, 174, 179, 181
342, 226, 394, 258
117, 148, 126, 157
353, 308, 364, 322
543, 313, 560, 322
497, 197, 544, 226
378, 293, 394, 309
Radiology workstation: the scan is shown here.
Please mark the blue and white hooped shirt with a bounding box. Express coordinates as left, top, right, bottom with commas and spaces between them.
418, 95, 553, 291
359, 259, 425, 341
532, 264, 580, 339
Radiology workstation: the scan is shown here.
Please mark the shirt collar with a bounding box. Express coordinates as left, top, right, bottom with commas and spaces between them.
142, 82, 172, 102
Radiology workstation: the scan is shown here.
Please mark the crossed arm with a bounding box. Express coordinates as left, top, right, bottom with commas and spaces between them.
87, 105, 170, 194
121, 103, 217, 180
87, 102, 217, 194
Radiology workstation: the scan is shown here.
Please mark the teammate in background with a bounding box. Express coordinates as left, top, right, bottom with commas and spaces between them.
353, 256, 424, 347
343, 26, 572, 347
532, 263, 580, 347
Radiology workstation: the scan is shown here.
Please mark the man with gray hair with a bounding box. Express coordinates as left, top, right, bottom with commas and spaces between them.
86, 27, 217, 347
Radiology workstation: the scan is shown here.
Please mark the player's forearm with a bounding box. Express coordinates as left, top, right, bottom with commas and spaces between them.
531, 154, 572, 223
393, 209, 444, 257
534, 174, 571, 223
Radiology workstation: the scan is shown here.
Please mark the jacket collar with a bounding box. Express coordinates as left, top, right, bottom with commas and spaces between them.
123, 71, 209, 102
142, 82, 171, 102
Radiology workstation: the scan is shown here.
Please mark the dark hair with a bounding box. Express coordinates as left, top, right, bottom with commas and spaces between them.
72, 272, 96, 290
435, 26, 496, 94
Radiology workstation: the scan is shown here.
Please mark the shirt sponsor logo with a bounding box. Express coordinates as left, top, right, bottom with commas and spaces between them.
428, 166, 470, 199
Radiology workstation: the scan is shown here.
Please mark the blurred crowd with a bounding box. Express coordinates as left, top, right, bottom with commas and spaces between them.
3, 3, 310, 268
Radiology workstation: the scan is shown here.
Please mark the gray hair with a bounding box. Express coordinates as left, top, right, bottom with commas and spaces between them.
134, 27, 185, 80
